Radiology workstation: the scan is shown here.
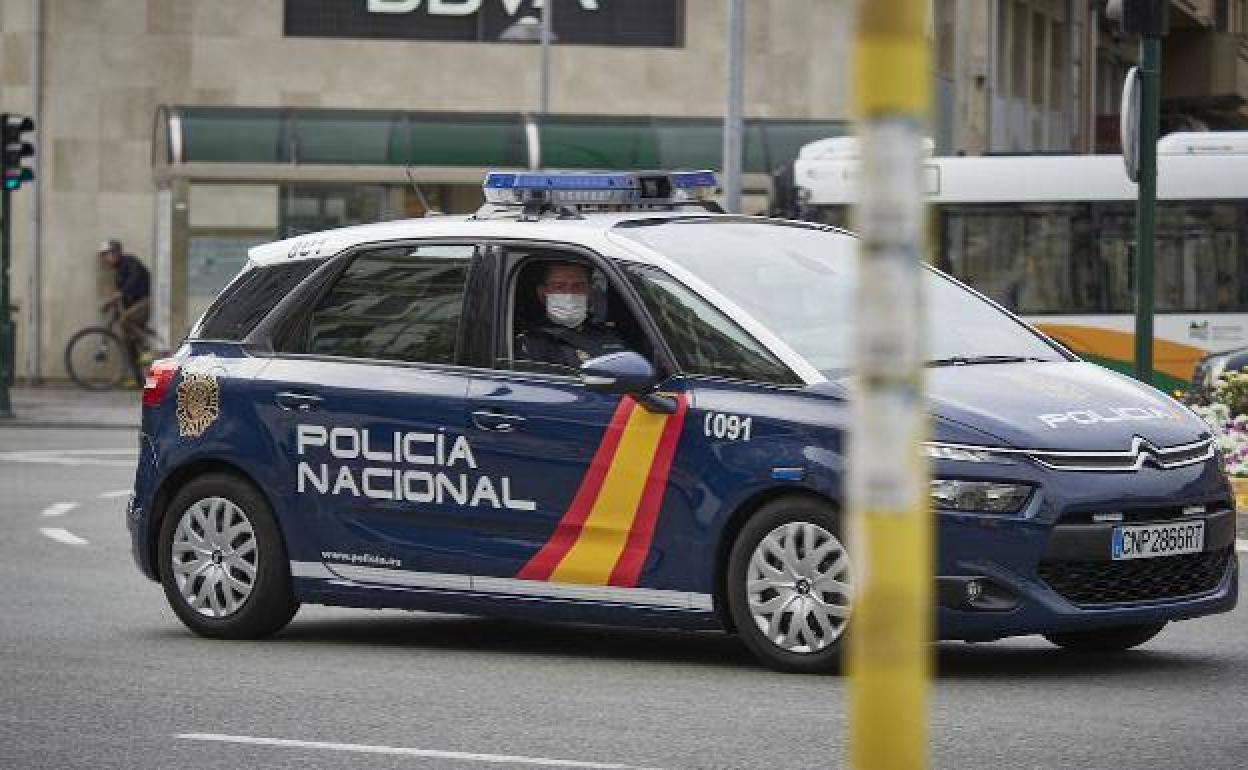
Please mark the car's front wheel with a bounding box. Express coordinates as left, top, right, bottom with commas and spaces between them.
1043, 622, 1166, 652
725, 497, 853, 674
158, 473, 299, 639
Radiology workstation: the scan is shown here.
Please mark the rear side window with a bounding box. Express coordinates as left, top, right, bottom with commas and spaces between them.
193, 260, 322, 341
301, 244, 473, 365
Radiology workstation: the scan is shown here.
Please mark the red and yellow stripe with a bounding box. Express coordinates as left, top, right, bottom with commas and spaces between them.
517, 394, 688, 587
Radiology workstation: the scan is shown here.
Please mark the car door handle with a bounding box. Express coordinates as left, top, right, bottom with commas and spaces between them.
275, 391, 323, 412
472, 410, 525, 432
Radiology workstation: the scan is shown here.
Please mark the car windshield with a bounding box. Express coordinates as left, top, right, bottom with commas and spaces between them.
613, 218, 1065, 377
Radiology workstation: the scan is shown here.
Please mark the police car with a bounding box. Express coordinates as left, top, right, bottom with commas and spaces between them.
128, 170, 1237, 673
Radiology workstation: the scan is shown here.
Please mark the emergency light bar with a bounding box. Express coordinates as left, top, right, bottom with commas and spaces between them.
482, 170, 719, 207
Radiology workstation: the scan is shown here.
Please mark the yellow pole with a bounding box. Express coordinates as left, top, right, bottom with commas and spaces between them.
847, 2, 932, 770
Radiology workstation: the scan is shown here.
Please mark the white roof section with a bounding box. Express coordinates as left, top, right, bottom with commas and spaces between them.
796, 132, 1248, 204
245, 210, 713, 267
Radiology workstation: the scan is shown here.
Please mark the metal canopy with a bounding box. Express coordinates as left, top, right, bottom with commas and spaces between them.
154, 106, 845, 176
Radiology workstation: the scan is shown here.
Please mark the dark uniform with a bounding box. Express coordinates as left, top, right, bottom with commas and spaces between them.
515, 322, 630, 370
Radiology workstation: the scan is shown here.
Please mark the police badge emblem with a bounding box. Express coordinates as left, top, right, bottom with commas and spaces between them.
176, 370, 220, 437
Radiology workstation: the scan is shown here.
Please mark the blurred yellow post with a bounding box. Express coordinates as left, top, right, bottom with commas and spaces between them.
847, 2, 932, 770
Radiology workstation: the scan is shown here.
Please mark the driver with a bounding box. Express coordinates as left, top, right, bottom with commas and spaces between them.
516, 262, 629, 370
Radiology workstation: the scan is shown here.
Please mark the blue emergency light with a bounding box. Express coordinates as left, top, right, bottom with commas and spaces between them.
482, 170, 719, 208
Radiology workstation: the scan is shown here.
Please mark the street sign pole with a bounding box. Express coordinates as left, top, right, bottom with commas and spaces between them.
1, 185, 12, 417
1133, 33, 1160, 385
848, 1, 931, 768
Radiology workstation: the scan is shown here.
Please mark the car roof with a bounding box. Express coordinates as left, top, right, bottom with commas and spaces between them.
247, 210, 849, 268
246, 210, 735, 267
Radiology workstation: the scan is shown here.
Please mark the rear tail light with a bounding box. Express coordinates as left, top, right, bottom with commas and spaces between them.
143, 359, 180, 407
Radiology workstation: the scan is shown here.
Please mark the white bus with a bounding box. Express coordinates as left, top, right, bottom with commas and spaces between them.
782, 132, 1248, 391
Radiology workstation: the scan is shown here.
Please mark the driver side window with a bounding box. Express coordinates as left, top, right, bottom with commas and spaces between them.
622, 263, 799, 385
501, 250, 654, 377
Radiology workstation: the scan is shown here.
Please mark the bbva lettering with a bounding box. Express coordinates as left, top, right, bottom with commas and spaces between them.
368, 0, 601, 16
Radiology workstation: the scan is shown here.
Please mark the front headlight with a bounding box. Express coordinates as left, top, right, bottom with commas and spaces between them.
924, 443, 1011, 464
930, 480, 1031, 513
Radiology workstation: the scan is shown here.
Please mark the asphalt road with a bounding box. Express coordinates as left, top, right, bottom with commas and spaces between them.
2, 426, 1246, 769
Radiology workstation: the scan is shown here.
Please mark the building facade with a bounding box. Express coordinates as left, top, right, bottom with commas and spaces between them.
2, 0, 863, 380
1, 0, 1244, 380
933, 0, 1248, 155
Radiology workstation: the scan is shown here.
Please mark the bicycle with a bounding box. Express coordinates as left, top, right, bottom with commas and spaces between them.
64, 302, 166, 390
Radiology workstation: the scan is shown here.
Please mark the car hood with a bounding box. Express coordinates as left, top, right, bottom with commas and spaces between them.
822, 361, 1209, 451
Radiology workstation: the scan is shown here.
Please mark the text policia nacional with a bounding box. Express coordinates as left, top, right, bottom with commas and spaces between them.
295, 425, 537, 511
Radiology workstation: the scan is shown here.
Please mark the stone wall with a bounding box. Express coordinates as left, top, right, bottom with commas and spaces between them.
4, 0, 856, 379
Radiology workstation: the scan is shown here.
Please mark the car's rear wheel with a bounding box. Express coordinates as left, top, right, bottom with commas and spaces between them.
158, 473, 298, 639
725, 497, 852, 674
1043, 622, 1166, 652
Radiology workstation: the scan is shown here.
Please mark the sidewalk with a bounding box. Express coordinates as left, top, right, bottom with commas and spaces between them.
1, 385, 141, 430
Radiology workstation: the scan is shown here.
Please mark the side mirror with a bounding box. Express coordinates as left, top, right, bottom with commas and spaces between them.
580, 352, 678, 414
580, 351, 658, 394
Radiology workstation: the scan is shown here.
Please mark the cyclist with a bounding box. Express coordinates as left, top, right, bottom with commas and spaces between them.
97, 238, 152, 373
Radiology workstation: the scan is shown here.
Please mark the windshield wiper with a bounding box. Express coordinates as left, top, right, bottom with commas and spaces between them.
925, 355, 1051, 367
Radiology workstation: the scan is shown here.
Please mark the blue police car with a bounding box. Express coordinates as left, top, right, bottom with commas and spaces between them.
129, 170, 1237, 673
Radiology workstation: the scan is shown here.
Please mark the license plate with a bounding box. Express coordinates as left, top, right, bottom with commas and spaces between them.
1111, 521, 1204, 561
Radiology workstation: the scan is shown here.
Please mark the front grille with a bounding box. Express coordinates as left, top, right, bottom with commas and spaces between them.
1038, 548, 1232, 605
1027, 438, 1214, 472
1057, 500, 1234, 525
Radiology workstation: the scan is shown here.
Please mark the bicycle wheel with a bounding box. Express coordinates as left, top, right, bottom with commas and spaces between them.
65, 327, 130, 390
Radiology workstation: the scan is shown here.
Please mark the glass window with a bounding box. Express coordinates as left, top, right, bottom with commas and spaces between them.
996, 1, 1011, 95
1049, 19, 1065, 107
303, 245, 473, 364
934, 0, 956, 78
193, 260, 322, 341
622, 264, 799, 385
615, 220, 1063, 377
504, 253, 656, 377
936, 201, 1248, 315
1011, 2, 1028, 99
1155, 202, 1248, 312
1030, 11, 1046, 106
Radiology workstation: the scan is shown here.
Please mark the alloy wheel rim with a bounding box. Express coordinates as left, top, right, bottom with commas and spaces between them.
747, 521, 853, 654
171, 497, 258, 618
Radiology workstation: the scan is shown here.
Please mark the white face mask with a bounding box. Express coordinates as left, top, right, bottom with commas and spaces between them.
545, 292, 588, 328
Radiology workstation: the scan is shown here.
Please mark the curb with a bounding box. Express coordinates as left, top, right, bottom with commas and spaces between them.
0, 419, 139, 431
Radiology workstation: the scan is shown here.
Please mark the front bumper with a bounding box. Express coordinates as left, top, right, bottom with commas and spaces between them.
934, 507, 1239, 641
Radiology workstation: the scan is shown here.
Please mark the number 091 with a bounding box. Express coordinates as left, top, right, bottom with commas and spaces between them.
704, 412, 752, 441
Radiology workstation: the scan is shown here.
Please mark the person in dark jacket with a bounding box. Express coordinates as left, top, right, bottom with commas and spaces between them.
515, 262, 629, 370
97, 238, 152, 360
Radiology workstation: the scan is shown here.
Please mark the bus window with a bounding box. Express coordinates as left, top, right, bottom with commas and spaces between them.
1155, 202, 1247, 313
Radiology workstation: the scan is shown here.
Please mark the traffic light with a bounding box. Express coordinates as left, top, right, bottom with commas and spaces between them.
1105, 0, 1169, 36
1, 113, 35, 192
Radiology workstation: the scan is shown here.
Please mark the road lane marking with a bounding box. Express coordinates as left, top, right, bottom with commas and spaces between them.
0, 448, 137, 467
1237, 539, 1247, 554
99, 489, 132, 499
39, 528, 89, 546
39, 502, 80, 517
175, 734, 660, 769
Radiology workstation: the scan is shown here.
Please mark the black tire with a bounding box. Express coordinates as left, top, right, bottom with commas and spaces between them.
64, 327, 129, 390
158, 473, 299, 639
1043, 622, 1166, 652
725, 496, 850, 674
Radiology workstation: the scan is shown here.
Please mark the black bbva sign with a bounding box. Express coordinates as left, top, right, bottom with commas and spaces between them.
284, 0, 684, 47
